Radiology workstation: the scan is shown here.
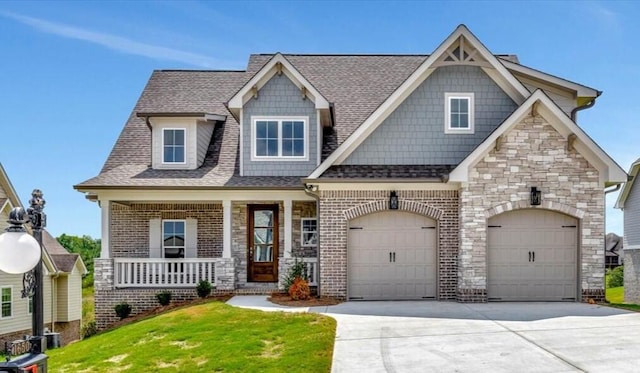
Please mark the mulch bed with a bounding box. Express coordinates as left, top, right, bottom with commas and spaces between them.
107, 294, 234, 330
267, 292, 342, 307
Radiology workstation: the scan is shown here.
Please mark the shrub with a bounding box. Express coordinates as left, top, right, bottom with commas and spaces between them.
114, 302, 132, 320
156, 290, 172, 306
82, 321, 97, 339
284, 260, 308, 293
196, 280, 212, 298
607, 266, 624, 288
288, 277, 311, 300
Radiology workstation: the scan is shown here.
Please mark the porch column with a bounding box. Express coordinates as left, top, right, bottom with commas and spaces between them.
100, 200, 110, 259
284, 199, 292, 258
223, 200, 232, 258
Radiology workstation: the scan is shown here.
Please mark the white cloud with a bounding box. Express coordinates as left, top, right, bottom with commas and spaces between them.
2, 11, 221, 68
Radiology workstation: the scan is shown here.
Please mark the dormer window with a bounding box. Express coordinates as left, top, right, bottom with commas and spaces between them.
163, 129, 185, 163
252, 116, 308, 160
445, 92, 474, 134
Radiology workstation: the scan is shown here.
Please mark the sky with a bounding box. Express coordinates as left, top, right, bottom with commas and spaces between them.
0, 0, 638, 239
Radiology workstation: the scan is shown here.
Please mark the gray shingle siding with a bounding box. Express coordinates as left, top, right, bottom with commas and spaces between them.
625, 178, 640, 247
343, 66, 517, 165
242, 74, 318, 176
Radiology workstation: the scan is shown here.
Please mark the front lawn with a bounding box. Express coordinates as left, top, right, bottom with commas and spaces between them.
48, 301, 336, 372
605, 286, 640, 312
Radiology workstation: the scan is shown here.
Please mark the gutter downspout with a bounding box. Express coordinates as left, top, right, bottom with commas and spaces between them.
304, 183, 321, 298
570, 97, 598, 122
605, 184, 623, 267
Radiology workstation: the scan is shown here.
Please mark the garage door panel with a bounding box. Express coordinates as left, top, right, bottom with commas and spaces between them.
488, 209, 577, 301
348, 211, 437, 300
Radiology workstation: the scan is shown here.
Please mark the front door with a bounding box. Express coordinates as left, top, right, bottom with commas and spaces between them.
248, 205, 279, 282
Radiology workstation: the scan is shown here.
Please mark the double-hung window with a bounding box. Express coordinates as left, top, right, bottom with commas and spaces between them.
301, 218, 318, 247
253, 117, 307, 159
1, 287, 11, 318
162, 220, 185, 258
163, 129, 186, 163
445, 93, 474, 134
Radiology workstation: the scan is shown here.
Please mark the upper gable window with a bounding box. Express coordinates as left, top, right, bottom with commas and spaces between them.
163, 129, 186, 163
445, 93, 474, 134
252, 117, 308, 160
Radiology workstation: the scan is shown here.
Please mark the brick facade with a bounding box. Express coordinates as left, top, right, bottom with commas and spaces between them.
459, 113, 605, 302
111, 203, 223, 258
317, 190, 459, 300
0, 320, 80, 351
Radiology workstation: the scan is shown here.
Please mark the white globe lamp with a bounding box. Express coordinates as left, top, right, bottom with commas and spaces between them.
0, 230, 41, 274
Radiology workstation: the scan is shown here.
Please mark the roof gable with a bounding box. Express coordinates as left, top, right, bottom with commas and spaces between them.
449, 89, 627, 186
308, 24, 530, 179
615, 159, 640, 209
228, 53, 330, 113
0, 163, 22, 208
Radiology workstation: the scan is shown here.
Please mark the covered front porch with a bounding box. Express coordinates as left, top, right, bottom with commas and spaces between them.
94, 189, 319, 293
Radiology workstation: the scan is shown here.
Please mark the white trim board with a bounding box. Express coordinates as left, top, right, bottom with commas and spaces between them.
228, 53, 329, 111
448, 89, 627, 186
615, 159, 640, 209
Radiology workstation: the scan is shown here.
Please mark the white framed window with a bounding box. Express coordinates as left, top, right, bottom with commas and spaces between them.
252, 117, 308, 160
445, 92, 474, 134
301, 218, 318, 247
162, 128, 186, 164
1, 287, 12, 318
162, 220, 186, 258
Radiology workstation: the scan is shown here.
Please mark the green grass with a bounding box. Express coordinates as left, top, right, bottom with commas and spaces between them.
605, 286, 640, 312
82, 285, 95, 325
48, 301, 336, 372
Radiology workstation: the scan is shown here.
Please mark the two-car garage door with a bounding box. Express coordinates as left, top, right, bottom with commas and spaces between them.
487, 209, 578, 301
348, 211, 437, 300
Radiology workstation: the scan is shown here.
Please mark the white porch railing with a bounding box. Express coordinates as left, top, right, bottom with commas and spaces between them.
302, 258, 318, 286
114, 258, 216, 288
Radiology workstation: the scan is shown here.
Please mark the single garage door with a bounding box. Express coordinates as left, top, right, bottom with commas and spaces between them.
487, 209, 578, 301
348, 211, 437, 300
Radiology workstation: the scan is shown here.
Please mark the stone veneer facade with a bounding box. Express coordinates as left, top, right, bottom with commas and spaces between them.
317, 190, 459, 300
458, 113, 605, 302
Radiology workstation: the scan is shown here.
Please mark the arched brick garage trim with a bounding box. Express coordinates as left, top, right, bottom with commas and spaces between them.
343, 199, 444, 221
485, 200, 585, 220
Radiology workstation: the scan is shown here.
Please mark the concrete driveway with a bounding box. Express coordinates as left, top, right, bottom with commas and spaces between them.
311, 301, 640, 373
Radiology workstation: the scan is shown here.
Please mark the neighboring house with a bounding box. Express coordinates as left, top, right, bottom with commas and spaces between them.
0, 164, 88, 347
615, 158, 640, 302
605, 232, 623, 269
75, 25, 627, 329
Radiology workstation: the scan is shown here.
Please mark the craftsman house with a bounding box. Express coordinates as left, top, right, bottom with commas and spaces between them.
0, 164, 87, 346
75, 25, 626, 329
615, 158, 640, 302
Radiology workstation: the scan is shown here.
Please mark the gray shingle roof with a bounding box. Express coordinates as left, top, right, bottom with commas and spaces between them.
42, 230, 79, 273
79, 54, 522, 189
322, 165, 455, 179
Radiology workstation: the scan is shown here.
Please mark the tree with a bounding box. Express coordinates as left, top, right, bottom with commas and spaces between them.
56, 234, 101, 288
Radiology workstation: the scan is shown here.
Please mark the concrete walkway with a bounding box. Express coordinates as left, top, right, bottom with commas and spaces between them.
227, 296, 640, 372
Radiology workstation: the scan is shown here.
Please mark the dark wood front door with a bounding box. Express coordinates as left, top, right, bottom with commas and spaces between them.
248, 204, 279, 282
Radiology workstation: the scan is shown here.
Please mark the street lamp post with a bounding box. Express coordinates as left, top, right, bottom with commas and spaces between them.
0, 190, 48, 372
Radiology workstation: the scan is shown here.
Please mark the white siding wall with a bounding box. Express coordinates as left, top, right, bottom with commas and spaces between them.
0, 269, 54, 336
625, 178, 640, 247
60, 269, 83, 322
150, 118, 199, 170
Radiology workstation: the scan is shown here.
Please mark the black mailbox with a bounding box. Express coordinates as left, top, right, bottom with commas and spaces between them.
0, 353, 48, 373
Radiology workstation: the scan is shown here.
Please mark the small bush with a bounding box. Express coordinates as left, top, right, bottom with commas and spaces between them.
196, 280, 212, 298
607, 266, 624, 288
284, 260, 308, 293
82, 321, 97, 339
288, 277, 311, 300
114, 302, 132, 320
156, 290, 172, 306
